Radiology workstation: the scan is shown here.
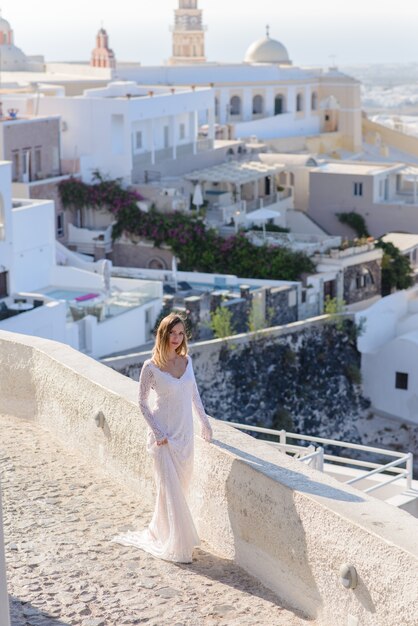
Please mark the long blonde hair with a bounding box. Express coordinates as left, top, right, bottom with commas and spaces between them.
152, 313, 188, 368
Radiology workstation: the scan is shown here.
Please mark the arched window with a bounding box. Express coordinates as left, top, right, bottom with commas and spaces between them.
296, 93, 303, 112
230, 95, 241, 116
252, 95, 264, 115
311, 92, 318, 111
274, 95, 284, 115
148, 256, 167, 270
352, 268, 374, 290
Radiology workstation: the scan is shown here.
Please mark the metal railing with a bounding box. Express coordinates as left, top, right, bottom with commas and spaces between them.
229, 423, 413, 496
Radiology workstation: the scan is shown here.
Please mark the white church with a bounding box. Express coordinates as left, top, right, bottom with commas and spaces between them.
113, 0, 362, 150
0, 2, 362, 154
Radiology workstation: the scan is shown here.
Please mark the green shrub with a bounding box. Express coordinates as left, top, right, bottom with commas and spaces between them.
210, 306, 234, 338
337, 212, 370, 238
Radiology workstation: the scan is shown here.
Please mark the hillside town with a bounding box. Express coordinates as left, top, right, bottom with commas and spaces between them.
1, 2, 418, 625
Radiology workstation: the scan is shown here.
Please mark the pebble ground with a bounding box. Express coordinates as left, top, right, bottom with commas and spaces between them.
0, 414, 313, 626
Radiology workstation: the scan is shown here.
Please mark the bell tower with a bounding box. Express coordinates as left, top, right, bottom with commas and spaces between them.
169, 0, 206, 65
91, 27, 116, 69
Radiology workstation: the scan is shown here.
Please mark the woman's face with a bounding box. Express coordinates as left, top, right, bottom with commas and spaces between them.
168, 322, 185, 350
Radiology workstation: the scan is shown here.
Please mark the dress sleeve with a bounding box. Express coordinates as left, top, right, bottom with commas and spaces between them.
190, 357, 213, 442
138, 362, 166, 442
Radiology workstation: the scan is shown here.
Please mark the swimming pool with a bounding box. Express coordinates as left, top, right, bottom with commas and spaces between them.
42, 288, 101, 301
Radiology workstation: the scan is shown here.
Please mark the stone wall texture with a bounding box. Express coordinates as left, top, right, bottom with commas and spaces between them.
115, 317, 369, 443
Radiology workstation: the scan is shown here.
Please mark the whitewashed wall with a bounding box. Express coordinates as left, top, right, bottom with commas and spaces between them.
357, 287, 418, 422
0, 162, 14, 288
11, 198, 55, 293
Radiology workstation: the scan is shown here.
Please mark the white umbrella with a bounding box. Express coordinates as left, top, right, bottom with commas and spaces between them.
245, 207, 281, 240
171, 256, 178, 291
101, 259, 112, 296
192, 183, 204, 209
245, 207, 281, 221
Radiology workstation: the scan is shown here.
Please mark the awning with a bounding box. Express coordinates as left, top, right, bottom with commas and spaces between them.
184, 160, 284, 185
402, 166, 418, 181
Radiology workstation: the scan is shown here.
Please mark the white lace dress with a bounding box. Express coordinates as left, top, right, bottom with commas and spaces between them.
113, 354, 212, 563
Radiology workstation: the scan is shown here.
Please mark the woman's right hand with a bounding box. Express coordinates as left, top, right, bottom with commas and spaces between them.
156, 437, 168, 446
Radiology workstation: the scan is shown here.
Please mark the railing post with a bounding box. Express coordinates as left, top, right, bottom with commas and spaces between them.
279, 429, 286, 445
317, 447, 324, 472
0, 482, 11, 626
406, 452, 413, 490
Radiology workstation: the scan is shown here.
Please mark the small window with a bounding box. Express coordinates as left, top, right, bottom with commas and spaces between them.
179, 123, 186, 140
0, 195, 4, 241
296, 93, 303, 112
325, 114, 330, 121
163, 125, 170, 149
395, 372, 408, 390
22, 148, 31, 175
135, 131, 143, 150
57, 212, 64, 238
0, 271, 8, 298
12, 151, 19, 181
354, 182, 363, 196
34, 147, 42, 175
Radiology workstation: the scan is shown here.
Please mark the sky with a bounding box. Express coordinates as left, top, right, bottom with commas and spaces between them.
5, 0, 418, 68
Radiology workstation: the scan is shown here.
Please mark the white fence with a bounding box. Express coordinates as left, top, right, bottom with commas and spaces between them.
229, 423, 414, 500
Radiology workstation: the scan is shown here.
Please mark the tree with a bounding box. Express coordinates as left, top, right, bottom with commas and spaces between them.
375, 240, 414, 295
336, 212, 370, 238
210, 306, 234, 338
248, 297, 274, 333
324, 295, 346, 330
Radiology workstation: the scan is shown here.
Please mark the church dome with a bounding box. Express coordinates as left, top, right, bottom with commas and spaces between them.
0, 45, 29, 70
244, 32, 291, 65
0, 17, 12, 34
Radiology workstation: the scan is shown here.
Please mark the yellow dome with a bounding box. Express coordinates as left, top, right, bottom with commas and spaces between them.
244, 35, 291, 65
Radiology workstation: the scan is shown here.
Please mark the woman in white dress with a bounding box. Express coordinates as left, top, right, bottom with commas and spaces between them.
113, 313, 213, 563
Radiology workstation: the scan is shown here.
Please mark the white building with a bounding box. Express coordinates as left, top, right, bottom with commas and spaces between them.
116, 52, 361, 150
0, 6, 362, 153
0, 160, 163, 358
357, 287, 418, 423
308, 162, 418, 238
3, 82, 217, 185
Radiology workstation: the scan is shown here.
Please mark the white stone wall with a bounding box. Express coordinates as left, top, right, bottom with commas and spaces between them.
32, 87, 213, 184
2, 330, 418, 625
0, 161, 13, 284
11, 198, 55, 293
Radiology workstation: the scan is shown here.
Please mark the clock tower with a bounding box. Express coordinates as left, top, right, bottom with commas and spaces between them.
169, 0, 206, 65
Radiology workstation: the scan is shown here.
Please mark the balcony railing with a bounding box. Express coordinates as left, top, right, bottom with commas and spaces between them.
229, 423, 415, 500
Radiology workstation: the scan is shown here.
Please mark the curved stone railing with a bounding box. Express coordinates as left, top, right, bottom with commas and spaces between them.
1, 329, 418, 624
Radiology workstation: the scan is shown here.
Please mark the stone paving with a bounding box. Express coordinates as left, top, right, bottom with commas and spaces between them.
0, 414, 313, 626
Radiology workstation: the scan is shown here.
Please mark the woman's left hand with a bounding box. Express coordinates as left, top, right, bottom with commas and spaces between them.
201, 425, 212, 442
